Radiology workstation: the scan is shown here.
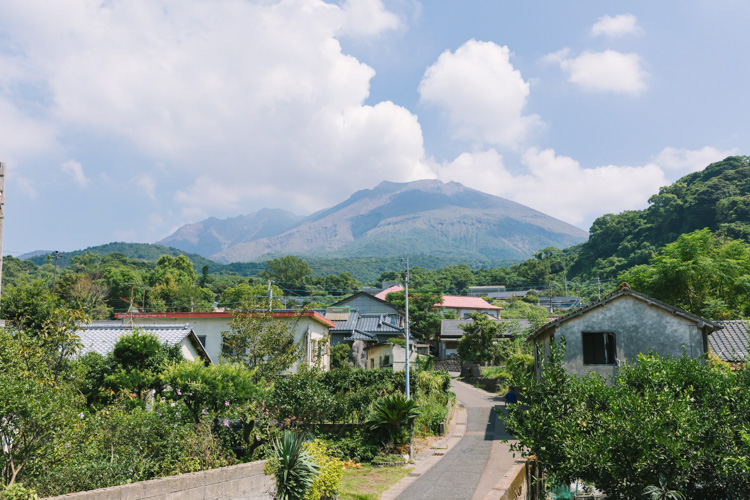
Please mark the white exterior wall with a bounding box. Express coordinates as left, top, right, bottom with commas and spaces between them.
128, 315, 329, 371
365, 344, 419, 372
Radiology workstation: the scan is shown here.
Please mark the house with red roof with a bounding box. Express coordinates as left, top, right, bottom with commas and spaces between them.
435, 296, 503, 319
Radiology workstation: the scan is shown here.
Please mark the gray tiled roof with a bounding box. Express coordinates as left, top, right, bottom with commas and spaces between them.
77, 323, 198, 357
711, 321, 749, 362
329, 309, 404, 336
344, 330, 378, 341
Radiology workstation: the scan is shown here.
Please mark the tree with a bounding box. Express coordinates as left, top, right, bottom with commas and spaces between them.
0, 281, 61, 333
261, 256, 312, 296
220, 301, 303, 379
219, 282, 283, 309
620, 228, 750, 319
385, 289, 443, 342
456, 313, 502, 364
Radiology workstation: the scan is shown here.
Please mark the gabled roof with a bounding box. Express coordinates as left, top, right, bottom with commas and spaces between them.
333, 291, 402, 313
710, 320, 749, 363
374, 286, 404, 300
344, 330, 378, 342
329, 308, 404, 337
77, 322, 212, 363
436, 296, 503, 310
527, 285, 720, 342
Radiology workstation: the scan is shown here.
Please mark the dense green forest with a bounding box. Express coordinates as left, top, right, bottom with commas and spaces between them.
5, 156, 750, 320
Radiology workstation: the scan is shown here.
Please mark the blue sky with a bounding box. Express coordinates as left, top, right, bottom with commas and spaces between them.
0, 0, 747, 256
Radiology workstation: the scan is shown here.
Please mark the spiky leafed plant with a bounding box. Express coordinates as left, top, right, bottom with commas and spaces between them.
272, 431, 319, 500
365, 393, 419, 452
643, 475, 685, 500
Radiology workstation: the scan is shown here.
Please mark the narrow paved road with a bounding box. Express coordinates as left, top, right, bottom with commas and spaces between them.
394, 378, 517, 500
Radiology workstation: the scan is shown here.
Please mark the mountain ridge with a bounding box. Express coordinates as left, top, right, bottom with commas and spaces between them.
160, 179, 588, 263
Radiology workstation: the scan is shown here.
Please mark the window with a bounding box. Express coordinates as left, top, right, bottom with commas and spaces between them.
582, 332, 616, 365
197, 335, 207, 347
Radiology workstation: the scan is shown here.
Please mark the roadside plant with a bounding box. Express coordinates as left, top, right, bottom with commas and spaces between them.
643, 475, 685, 500
365, 393, 419, 452
269, 431, 319, 500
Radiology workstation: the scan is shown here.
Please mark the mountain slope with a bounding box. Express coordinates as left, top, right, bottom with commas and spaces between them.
158, 208, 303, 257
199, 179, 587, 263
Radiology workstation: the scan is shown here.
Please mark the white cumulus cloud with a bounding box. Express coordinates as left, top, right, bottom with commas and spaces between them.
435, 147, 670, 228
545, 48, 647, 95
61, 159, 89, 188
650, 146, 738, 175
591, 14, 642, 38
0, 0, 426, 216
419, 40, 542, 149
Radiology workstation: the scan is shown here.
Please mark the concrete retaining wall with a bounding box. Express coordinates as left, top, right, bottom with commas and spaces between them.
484, 459, 529, 500
44, 460, 274, 500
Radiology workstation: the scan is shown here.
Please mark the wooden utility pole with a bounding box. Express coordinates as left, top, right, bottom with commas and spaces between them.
0, 162, 5, 298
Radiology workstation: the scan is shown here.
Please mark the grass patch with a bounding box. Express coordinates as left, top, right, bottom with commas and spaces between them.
338, 463, 411, 500
480, 366, 510, 379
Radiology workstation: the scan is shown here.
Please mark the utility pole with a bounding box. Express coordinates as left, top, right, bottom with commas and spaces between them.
597, 277, 601, 300
52, 250, 60, 290
268, 279, 273, 311
0, 162, 5, 298
404, 257, 411, 400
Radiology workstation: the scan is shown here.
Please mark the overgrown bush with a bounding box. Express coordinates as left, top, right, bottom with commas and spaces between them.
0, 484, 37, 500
314, 430, 378, 463
505, 338, 750, 499
365, 393, 419, 452
303, 440, 344, 500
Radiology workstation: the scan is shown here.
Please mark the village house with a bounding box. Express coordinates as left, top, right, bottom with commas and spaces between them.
438, 317, 533, 358
114, 310, 334, 372
78, 322, 212, 363
435, 295, 503, 319
527, 285, 720, 378
364, 340, 420, 371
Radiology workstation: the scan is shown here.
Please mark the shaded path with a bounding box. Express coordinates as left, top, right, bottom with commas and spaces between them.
390, 378, 517, 500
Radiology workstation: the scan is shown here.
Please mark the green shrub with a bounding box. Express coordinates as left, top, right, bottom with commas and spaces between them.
414, 393, 449, 436
314, 430, 379, 463
329, 344, 351, 370
303, 440, 344, 500
0, 484, 38, 500
161, 361, 265, 423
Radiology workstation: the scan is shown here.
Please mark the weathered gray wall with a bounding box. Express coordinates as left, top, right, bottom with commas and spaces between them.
338, 295, 400, 316
44, 460, 273, 500
542, 295, 706, 378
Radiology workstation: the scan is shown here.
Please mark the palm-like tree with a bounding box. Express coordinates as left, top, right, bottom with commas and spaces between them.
365, 393, 419, 452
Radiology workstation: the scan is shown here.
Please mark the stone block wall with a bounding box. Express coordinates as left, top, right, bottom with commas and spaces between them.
44, 460, 273, 500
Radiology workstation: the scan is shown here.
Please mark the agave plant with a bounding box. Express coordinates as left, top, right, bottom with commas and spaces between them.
643, 475, 685, 500
365, 393, 419, 452
272, 431, 319, 500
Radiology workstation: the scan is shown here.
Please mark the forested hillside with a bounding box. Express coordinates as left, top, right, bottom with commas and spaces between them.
570, 155, 750, 278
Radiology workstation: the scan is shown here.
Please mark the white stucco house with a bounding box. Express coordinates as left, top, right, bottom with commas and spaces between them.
114, 310, 335, 372
364, 340, 420, 371
77, 322, 212, 363
527, 285, 720, 379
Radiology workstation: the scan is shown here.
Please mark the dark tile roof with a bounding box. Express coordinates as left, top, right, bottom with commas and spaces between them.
710, 321, 749, 362
328, 309, 404, 336
528, 285, 720, 342
344, 330, 378, 342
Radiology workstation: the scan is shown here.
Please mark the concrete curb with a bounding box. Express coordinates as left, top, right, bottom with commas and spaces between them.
380, 401, 468, 500
482, 460, 528, 500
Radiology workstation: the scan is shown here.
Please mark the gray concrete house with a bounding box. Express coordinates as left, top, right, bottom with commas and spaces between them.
527, 285, 720, 378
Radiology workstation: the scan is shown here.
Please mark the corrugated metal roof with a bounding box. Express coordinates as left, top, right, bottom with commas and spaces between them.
711, 321, 749, 362
77, 323, 194, 357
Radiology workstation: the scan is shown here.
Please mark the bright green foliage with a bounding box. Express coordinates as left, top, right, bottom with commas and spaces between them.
643, 475, 686, 500
221, 303, 302, 379
329, 344, 351, 370
161, 361, 264, 423
103, 329, 182, 399
456, 313, 502, 364
385, 289, 443, 342
28, 403, 234, 497
147, 255, 214, 312
272, 368, 337, 428
0, 483, 38, 500
413, 370, 452, 436
219, 282, 283, 309
620, 228, 750, 319
0, 281, 60, 333
303, 440, 344, 500
365, 393, 419, 452
269, 431, 320, 500
505, 339, 750, 499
